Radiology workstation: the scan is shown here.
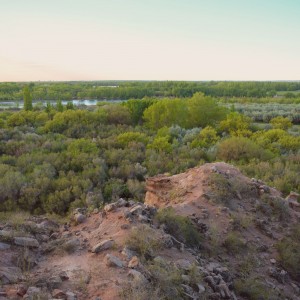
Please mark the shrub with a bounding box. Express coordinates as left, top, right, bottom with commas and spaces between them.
126, 224, 163, 259
223, 232, 247, 254
257, 195, 290, 222
217, 137, 273, 162
146, 259, 183, 299
270, 116, 292, 130
208, 173, 254, 209
276, 225, 300, 280
234, 277, 278, 300
155, 207, 202, 248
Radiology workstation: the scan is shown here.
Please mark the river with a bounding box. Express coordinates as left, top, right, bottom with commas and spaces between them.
0, 99, 125, 109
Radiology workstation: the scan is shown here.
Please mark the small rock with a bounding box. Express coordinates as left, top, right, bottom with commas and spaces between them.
120, 224, 130, 230
270, 258, 276, 264
181, 284, 194, 296
175, 259, 192, 271
52, 289, 67, 299
23, 286, 42, 299
50, 232, 60, 240
104, 203, 116, 213
74, 213, 86, 224
17, 285, 27, 297
128, 269, 147, 284
116, 198, 127, 207
0, 230, 14, 243
129, 205, 144, 215
104, 254, 124, 268
63, 238, 80, 253
14, 237, 39, 248
197, 284, 206, 294
66, 291, 77, 300
0, 267, 22, 284
121, 247, 137, 259
181, 274, 191, 283
137, 214, 149, 223
216, 280, 231, 298
92, 239, 115, 253
47, 276, 62, 289
62, 232, 72, 239
0, 242, 10, 251
59, 271, 69, 281
128, 256, 139, 268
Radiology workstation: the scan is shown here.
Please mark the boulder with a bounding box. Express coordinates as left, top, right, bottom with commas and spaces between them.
92, 239, 115, 253
14, 237, 39, 248
104, 254, 124, 268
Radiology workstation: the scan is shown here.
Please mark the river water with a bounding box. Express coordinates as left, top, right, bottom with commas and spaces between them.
0, 99, 124, 109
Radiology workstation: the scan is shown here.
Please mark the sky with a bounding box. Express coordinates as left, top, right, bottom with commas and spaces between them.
0, 0, 300, 81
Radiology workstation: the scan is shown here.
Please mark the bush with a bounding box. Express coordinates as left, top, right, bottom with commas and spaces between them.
155, 207, 202, 248
217, 137, 273, 162
234, 277, 278, 300
276, 225, 300, 280
126, 224, 163, 259
146, 259, 183, 299
223, 232, 247, 254
257, 195, 290, 222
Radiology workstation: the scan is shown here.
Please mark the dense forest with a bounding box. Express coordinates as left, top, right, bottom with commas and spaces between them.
0, 88, 299, 216
1, 81, 300, 101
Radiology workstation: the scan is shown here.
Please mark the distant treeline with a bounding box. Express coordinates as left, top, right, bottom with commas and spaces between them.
1, 81, 300, 101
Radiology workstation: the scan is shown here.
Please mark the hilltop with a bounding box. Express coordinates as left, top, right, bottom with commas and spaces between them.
0, 162, 300, 300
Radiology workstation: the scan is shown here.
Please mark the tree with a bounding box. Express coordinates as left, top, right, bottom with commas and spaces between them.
219, 112, 252, 136
186, 93, 227, 128
56, 100, 64, 112
23, 86, 33, 111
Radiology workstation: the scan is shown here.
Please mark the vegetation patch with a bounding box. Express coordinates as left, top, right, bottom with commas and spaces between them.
234, 277, 279, 300
276, 225, 300, 280
223, 232, 247, 254
155, 207, 202, 248
126, 224, 163, 259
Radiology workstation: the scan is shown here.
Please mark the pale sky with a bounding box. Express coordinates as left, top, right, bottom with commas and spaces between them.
0, 0, 300, 81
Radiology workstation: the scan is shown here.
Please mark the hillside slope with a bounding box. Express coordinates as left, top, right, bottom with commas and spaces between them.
0, 162, 300, 300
